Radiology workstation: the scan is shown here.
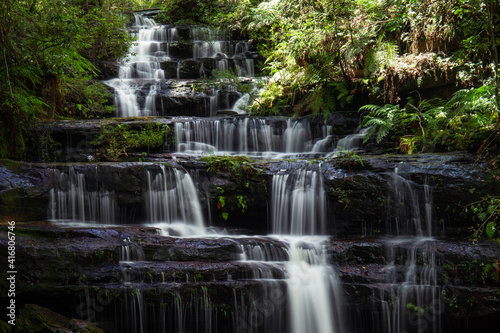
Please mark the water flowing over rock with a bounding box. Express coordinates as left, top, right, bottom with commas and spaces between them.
105, 14, 259, 117
1, 11, 500, 333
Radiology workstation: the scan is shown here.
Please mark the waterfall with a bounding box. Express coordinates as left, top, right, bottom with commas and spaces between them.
118, 238, 146, 285
173, 117, 339, 157
283, 119, 309, 153
335, 126, 371, 151
104, 13, 258, 118
106, 14, 177, 117
286, 239, 345, 333
268, 167, 345, 333
271, 169, 327, 235
145, 165, 206, 236
49, 167, 117, 224
379, 169, 441, 333
387, 169, 434, 237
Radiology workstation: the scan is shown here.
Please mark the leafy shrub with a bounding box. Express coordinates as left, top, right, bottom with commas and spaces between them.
92, 122, 169, 159
359, 84, 499, 153
62, 78, 115, 118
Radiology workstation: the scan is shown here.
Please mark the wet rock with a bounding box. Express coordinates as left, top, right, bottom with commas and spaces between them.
168, 41, 193, 59
174, 25, 191, 40
96, 61, 120, 80
149, 237, 241, 262
198, 57, 216, 77
217, 90, 241, 110
17, 304, 103, 333
0, 161, 50, 222
160, 61, 178, 78
178, 59, 202, 79
157, 93, 210, 117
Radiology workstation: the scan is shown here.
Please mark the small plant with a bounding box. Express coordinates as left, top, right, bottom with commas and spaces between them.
216, 187, 229, 220
29, 129, 61, 161
359, 103, 402, 144
62, 77, 116, 119
335, 187, 352, 209
465, 191, 500, 240
202, 154, 262, 220
335, 147, 365, 169
138, 152, 148, 162
92, 122, 169, 159
236, 195, 248, 213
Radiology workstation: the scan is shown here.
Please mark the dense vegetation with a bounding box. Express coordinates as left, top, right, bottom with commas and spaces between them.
0, 0, 134, 159
1, 1, 498, 235
2, 0, 498, 158
153, 1, 498, 157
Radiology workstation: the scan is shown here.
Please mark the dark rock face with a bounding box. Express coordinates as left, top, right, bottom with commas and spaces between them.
178, 59, 202, 79
168, 41, 193, 59
159, 61, 178, 77
17, 304, 103, 333
1, 222, 499, 333
1, 152, 499, 333
1, 152, 496, 235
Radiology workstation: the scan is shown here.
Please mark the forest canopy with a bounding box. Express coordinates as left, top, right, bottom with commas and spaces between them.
0, 0, 498, 159
0, 0, 134, 159
157, 0, 499, 156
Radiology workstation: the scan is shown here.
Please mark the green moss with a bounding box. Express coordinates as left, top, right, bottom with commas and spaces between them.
92, 122, 170, 160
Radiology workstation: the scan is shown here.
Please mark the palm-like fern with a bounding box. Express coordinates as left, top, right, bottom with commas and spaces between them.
359, 103, 401, 143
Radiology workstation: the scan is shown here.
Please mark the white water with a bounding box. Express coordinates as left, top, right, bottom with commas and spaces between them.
286, 238, 344, 333
271, 169, 327, 235
49, 167, 117, 224
269, 168, 344, 333
380, 170, 441, 333
48, 165, 206, 236
106, 14, 177, 117
335, 126, 371, 151
174, 117, 339, 158
145, 165, 205, 236
106, 15, 257, 117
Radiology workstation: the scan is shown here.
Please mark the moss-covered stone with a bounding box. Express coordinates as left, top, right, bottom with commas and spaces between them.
17, 304, 103, 333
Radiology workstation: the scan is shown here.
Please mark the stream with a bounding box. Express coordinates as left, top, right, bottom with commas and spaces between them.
1, 12, 499, 333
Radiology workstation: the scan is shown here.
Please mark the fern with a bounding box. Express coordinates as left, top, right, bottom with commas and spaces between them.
364, 41, 399, 77
359, 104, 401, 143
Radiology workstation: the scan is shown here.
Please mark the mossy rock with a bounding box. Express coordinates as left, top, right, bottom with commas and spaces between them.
17, 304, 103, 333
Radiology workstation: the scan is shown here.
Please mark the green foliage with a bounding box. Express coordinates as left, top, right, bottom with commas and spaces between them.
226, 0, 500, 121
62, 77, 115, 118
360, 84, 499, 152
0, 320, 12, 333
335, 148, 365, 169
203, 154, 254, 175
30, 130, 62, 162
444, 258, 500, 287
335, 187, 353, 209
0, 0, 133, 159
359, 104, 402, 144
92, 122, 168, 159
406, 302, 432, 316
465, 192, 500, 240
201, 154, 259, 220
154, 0, 241, 25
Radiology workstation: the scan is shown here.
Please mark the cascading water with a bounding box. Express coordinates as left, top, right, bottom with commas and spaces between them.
286, 239, 345, 333
49, 167, 117, 224
379, 168, 442, 333
173, 117, 339, 158
145, 165, 206, 236
271, 169, 327, 235
270, 167, 345, 333
106, 14, 176, 117
48, 164, 205, 234
106, 13, 258, 117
